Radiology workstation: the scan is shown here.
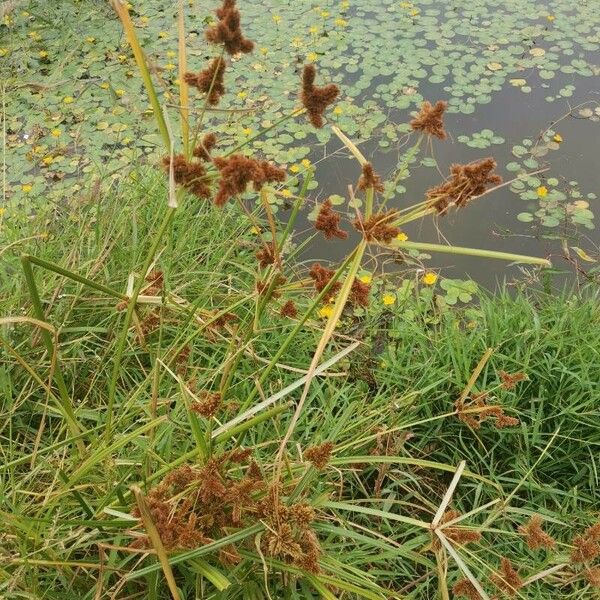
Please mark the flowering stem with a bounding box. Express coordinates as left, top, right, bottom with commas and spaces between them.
106, 206, 177, 440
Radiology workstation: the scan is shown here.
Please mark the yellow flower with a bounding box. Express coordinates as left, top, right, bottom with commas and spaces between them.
318, 304, 334, 318
333, 106, 343, 115
51, 128, 61, 137
409, 8, 419, 16
537, 186, 548, 198
292, 37, 303, 48
118, 54, 128, 62
122, 137, 132, 145
553, 133, 563, 143
341, 0, 350, 8
320, 10, 330, 17
359, 274, 372, 284
260, 47, 269, 55
42, 155, 54, 166
382, 293, 396, 305
400, 1, 412, 8
166, 50, 177, 58
38, 50, 48, 59
335, 18, 347, 26
115, 89, 125, 97
100, 82, 109, 89
250, 226, 261, 235
63, 96, 74, 104
272, 14, 281, 24
28, 31, 41, 40
242, 127, 253, 136
547, 15, 555, 21
140, 16, 150, 25
309, 25, 319, 34
281, 189, 293, 198
396, 232, 408, 242
307, 51, 318, 62
164, 63, 176, 71
0, 48, 9, 57
158, 30, 168, 38
422, 272, 438, 286
289, 164, 300, 173
301, 159, 312, 168
22, 183, 33, 193
85, 36, 95, 43
237, 90, 247, 99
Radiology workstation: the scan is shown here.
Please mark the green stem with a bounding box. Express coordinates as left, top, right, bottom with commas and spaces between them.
20, 256, 86, 455
105, 207, 176, 440
394, 241, 551, 266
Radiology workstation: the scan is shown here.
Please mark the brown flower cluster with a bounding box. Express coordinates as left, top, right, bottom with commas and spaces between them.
570, 522, 600, 563
309, 263, 341, 302
258, 486, 321, 573
410, 100, 448, 139
161, 154, 211, 200
349, 278, 370, 307
256, 274, 286, 299
308, 263, 369, 307
300, 64, 340, 128
455, 392, 520, 430
490, 558, 523, 597
357, 162, 384, 193
584, 567, 600, 588
434, 510, 482, 550
191, 391, 222, 418
144, 269, 164, 295
427, 158, 502, 215
280, 299, 298, 318
452, 578, 481, 600
205, 0, 254, 55
256, 241, 277, 268
498, 370, 527, 390
353, 210, 400, 243
304, 441, 334, 470
193, 132, 218, 161
518, 515, 555, 550
184, 56, 227, 106
315, 199, 348, 240
213, 154, 286, 207
131, 453, 264, 557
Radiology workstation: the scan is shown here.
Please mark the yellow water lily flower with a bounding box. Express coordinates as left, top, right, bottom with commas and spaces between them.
309, 25, 319, 34
272, 14, 281, 24
51, 129, 62, 137
289, 164, 300, 173
320, 10, 330, 17
359, 274, 372, 284
547, 15, 555, 21
307, 51, 318, 62
553, 133, 563, 143
335, 18, 347, 26
537, 186, 548, 198
396, 232, 408, 242
281, 189, 293, 198
319, 304, 334, 318
382, 293, 396, 305
115, 89, 125, 97
422, 272, 438, 286
237, 91, 247, 99
301, 159, 312, 168
38, 50, 48, 59
22, 184, 33, 193
333, 106, 343, 115
63, 96, 74, 104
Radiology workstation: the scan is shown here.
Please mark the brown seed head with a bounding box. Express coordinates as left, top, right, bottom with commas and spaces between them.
256, 242, 277, 268
162, 154, 212, 200
304, 441, 334, 470
205, 0, 254, 55
357, 162, 384, 193
490, 558, 523, 597
584, 567, 600, 588
426, 158, 502, 214
518, 515, 555, 550
300, 64, 340, 128
315, 199, 348, 240
191, 391, 222, 418
193, 133, 218, 161
280, 299, 298, 318
410, 100, 448, 139
185, 56, 227, 106
309, 263, 341, 302
213, 154, 286, 207
453, 578, 482, 600
353, 210, 400, 243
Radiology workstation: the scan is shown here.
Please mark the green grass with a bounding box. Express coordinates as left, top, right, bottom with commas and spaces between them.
1, 172, 599, 599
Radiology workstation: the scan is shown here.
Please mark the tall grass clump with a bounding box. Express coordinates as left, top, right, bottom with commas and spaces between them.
2, 1, 600, 599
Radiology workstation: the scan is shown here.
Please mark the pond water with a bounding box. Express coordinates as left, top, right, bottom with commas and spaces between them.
2, 0, 599, 289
